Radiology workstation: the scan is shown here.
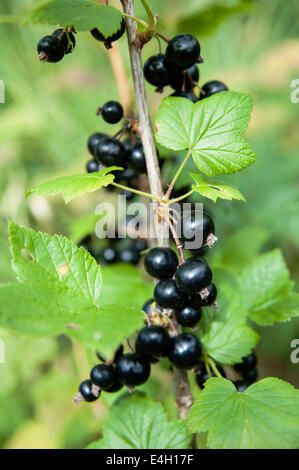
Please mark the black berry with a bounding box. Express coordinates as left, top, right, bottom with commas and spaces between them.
181, 210, 215, 249
87, 132, 106, 156
166, 34, 200, 69
170, 90, 198, 103
170, 64, 199, 91
132, 239, 148, 253
142, 299, 163, 315
144, 247, 178, 279
79, 379, 99, 402
136, 326, 170, 358
201, 80, 228, 99
100, 247, 118, 264
154, 279, 188, 309
233, 380, 249, 393
37, 36, 65, 63
95, 137, 126, 166
52, 29, 76, 54
101, 101, 124, 124
127, 143, 147, 173
118, 247, 140, 265
168, 333, 202, 369
193, 284, 217, 307
175, 258, 213, 295
91, 19, 126, 49
234, 353, 257, 374
90, 364, 116, 390
115, 353, 150, 386
104, 379, 123, 393
86, 159, 99, 173
144, 54, 171, 89
175, 304, 202, 327
196, 364, 226, 389
242, 368, 258, 384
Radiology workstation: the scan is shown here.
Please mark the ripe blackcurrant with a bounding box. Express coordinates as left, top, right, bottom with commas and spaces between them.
37, 36, 65, 63
118, 247, 140, 265
201, 80, 228, 99
175, 258, 213, 295
233, 380, 249, 393
234, 353, 257, 374
79, 379, 99, 402
175, 304, 202, 327
135, 326, 170, 358
90, 364, 116, 390
170, 90, 198, 103
132, 239, 148, 253
154, 279, 188, 309
144, 54, 171, 89
115, 353, 151, 386
86, 159, 99, 173
52, 29, 76, 54
101, 101, 124, 124
127, 143, 147, 173
166, 34, 200, 70
196, 364, 226, 388
193, 284, 217, 307
181, 210, 215, 249
242, 368, 258, 384
100, 247, 118, 264
168, 333, 202, 369
104, 379, 123, 393
90, 19, 126, 49
87, 132, 106, 156
170, 64, 199, 91
144, 247, 178, 279
142, 299, 163, 315
95, 137, 126, 166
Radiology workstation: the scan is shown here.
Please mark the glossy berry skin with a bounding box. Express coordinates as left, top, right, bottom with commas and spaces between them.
127, 143, 147, 173
37, 36, 65, 63
86, 159, 99, 173
115, 353, 150, 387
170, 64, 199, 91
90, 364, 116, 390
142, 298, 163, 315
175, 304, 202, 327
118, 247, 140, 265
87, 132, 106, 156
170, 90, 198, 103
144, 247, 178, 279
136, 326, 170, 358
166, 34, 200, 70
101, 247, 118, 264
168, 333, 202, 369
102, 101, 124, 124
181, 210, 215, 249
201, 80, 228, 99
104, 379, 123, 393
52, 29, 76, 54
234, 353, 257, 374
193, 284, 217, 307
154, 279, 188, 309
175, 258, 212, 295
234, 380, 249, 393
90, 19, 126, 49
79, 379, 99, 402
95, 137, 126, 166
144, 54, 171, 88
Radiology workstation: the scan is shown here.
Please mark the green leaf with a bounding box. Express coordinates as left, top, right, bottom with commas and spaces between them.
197, 272, 259, 364
0, 223, 144, 354
88, 394, 191, 449
155, 92, 256, 177
25, 167, 121, 204
190, 172, 245, 202
23, 0, 123, 37
239, 249, 299, 325
188, 377, 299, 449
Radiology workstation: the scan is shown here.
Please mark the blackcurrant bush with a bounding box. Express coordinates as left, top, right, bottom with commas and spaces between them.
100, 247, 118, 264
201, 80, 228, 99
175, 304, 202, 327
118, 247, 140, 265
144, 54, 171, 89
101, 101, 124, 124
170, 90, 198, 103
52, 29, 76, 54
90, 364, 116, 390
136, 326, 170, 358
234, 353, 257, 374
86, 159, 99, 173
175, 258, 213, 295
90, 19, 126, 49
168, 333, 202, 369
233, 380, 249, 393
115, 353, 151, 386
193, 284, 217, 307
142, 298, 163, 315
37, 36, 65, 63
127, 143, 147, 173
166, 34, 200, 69
154, 279, 188, 309
95, 137, 126, 166
87, 132, 106, 156
79, 379, 99, 402
170, 64, 199, 91
144, 247, 178, 279
180, 210, 215, 249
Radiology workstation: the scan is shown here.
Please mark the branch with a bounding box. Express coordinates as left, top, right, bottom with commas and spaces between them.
121, 0, 193, 420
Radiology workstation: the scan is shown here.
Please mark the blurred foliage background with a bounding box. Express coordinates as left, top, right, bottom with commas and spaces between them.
0, 0, 298, 449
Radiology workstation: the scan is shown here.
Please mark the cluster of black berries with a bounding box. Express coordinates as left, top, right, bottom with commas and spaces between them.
144, 33, 228, 102
37, 28, 76, 63
90, 19, 126, 49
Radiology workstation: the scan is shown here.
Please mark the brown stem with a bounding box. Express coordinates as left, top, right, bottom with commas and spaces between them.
121, 0, 193, 420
